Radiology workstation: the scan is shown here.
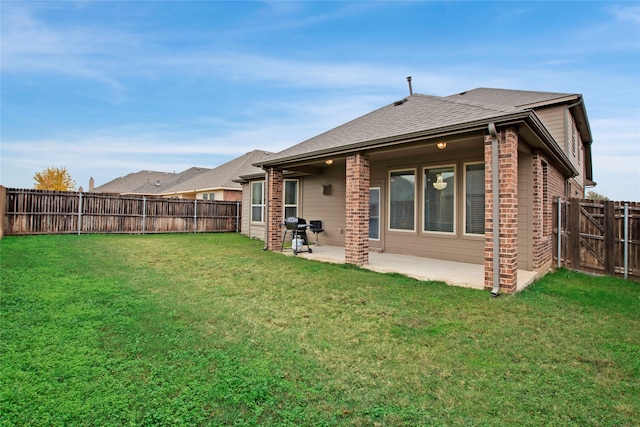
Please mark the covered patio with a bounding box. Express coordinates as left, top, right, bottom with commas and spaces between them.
281, 245, 539, 292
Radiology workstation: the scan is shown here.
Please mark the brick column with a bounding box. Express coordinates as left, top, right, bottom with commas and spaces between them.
484, 128, 519, 293
266, 168, 284, 251
531, 152, 548, 268
345, 153, 370, 266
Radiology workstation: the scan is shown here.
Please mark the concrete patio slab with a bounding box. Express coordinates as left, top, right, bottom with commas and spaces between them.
281, 245, 539, 292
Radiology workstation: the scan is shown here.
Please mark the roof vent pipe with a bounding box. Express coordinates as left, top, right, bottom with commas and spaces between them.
407, 76, 413, 95
488, 122, 500, 297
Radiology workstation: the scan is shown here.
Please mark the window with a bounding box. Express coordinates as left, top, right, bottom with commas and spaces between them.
389, 170, 415, 231
284, 179, 298, 219
202, 193, 208, 200
369, 187, 380, 240
251, 181, 264, 222
424, 166, 455, 233
464, 163, 485, 235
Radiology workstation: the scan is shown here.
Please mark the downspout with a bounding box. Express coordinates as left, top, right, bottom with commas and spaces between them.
488, 123, 500, 297
262, 168, 269, 250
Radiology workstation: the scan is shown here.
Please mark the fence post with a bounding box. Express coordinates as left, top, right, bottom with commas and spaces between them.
604, 201, 616, 276
142, 196, 146, 235
77, 192, 83, 235
194, 199, 197, 233
569, 198, 581, 270
624, 203, 629, 280
236, 201, 240, 233
557, 198, 562, 268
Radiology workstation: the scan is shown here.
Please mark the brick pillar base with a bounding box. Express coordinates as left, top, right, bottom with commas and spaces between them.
345, 153, 370, 266
266, 168, 283, 251
484, 128, 518, 293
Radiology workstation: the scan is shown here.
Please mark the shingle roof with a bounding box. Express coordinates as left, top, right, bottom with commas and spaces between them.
93, 167, 210, 195
445, 88, 578, 108
161, 150, 272, 194
234, 150, 273, 178
257, 88, 589, 168
258, 93, 521, 165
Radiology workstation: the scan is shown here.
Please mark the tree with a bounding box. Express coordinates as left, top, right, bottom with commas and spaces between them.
33, 167, 76, 191
586, 190, 609, 201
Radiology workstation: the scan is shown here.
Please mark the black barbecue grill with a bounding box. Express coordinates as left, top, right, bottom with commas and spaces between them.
281, 217, 313, 255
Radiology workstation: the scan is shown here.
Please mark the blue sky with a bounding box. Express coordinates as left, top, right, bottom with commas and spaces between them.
2, 1, 639, 200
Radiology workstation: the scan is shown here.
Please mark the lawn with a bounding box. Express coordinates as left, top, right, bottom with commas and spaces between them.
1, 233, 638, 426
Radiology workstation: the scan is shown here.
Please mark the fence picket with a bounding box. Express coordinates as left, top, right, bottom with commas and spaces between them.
604, 201, 616, 275
2, 188, 240, 236
555, 197, 639, 281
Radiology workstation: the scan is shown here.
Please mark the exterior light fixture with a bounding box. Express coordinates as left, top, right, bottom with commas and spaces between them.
433, 173, 447, 190
436, 142, 447, 150
325, 159, 334, 165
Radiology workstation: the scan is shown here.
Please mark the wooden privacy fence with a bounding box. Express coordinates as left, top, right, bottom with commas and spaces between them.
554, 197, 639, 281
1, 187, 241, 236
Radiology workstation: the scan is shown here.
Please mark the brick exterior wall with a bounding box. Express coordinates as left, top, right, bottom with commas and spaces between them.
222, 190, 242, 202
484, 128, 519, 293
531, 152, 567, 268
532, 153, 563, 268
345, 153, 370, 266
568, 177, 584, 199
547, 161, 566, 200
547, 159, 567, 205
266, 168, 283, 251
531, 152, 547, 268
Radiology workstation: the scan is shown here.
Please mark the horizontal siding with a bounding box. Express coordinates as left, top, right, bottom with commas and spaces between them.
300, 168, 346, 247
249, 224, 265, 240
240, 183, 251, 237
535, 105, 566, 149
240, 182, 267, 240
383, 233, 484, 264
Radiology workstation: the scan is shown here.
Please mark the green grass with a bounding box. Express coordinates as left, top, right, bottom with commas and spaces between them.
1, 233, 639, 426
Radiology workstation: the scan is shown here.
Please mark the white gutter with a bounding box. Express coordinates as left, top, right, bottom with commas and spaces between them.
488, 123, 500, 297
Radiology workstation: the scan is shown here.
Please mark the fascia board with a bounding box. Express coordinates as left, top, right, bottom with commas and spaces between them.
518, 94, 580, 109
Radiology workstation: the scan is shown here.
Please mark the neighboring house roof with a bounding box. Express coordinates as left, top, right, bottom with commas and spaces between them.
255, 88, 588, 178
161, 150, 272, 195
92, 167, 210, 195
233, 150, 273, 181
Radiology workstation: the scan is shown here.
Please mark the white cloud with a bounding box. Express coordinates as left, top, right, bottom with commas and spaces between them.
608, 4, 640, 25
